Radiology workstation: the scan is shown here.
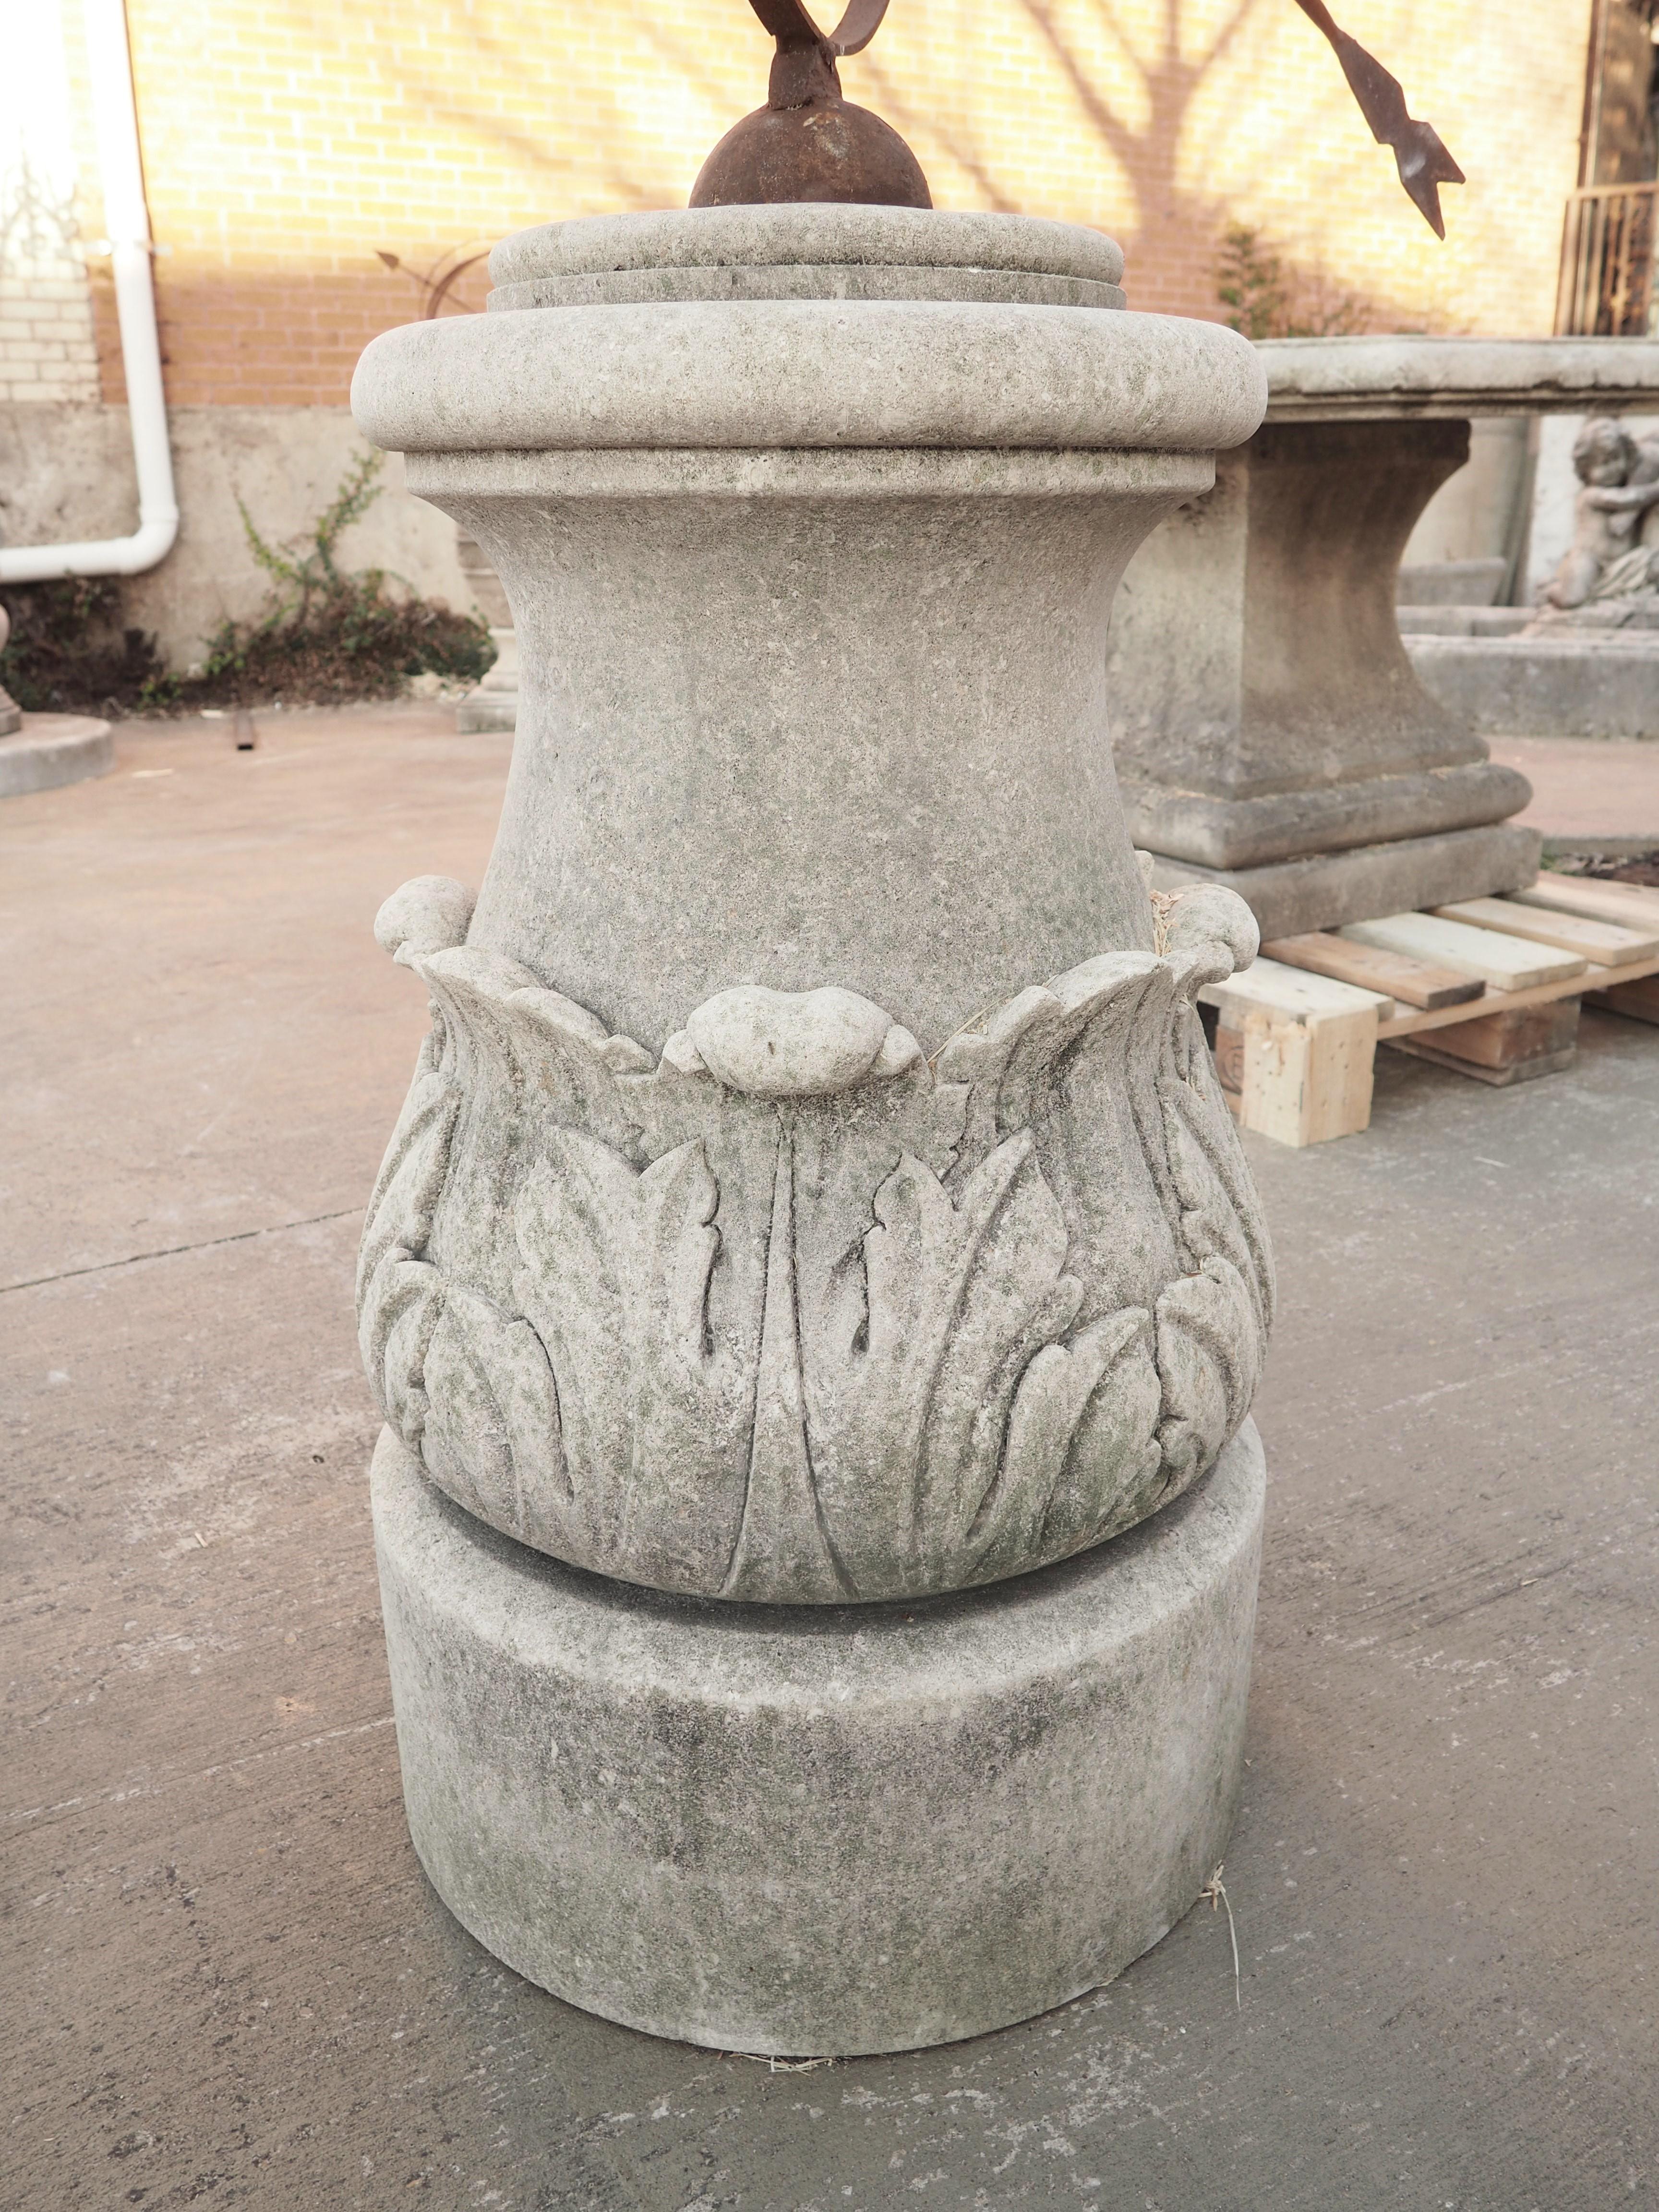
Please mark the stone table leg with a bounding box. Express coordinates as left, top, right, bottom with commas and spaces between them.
1109, 418, 1539, 938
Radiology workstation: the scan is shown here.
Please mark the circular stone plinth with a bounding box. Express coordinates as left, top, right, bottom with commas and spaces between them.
0, 714, 114, 799
371, 1419, 1265, 2057
487, 207, 1128, 311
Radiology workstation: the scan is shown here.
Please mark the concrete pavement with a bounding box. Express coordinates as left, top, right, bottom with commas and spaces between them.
5, 705, 1656, 2210
1491, 733, 1659, 846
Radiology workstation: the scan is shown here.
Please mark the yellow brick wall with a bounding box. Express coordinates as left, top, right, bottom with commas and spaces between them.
80, 0, 1597, 406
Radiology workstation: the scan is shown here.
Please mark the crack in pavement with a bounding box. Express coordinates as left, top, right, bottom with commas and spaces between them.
1, 1207, 363, 1296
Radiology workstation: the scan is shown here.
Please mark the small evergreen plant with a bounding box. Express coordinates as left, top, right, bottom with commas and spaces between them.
1216, 222, 1371, 340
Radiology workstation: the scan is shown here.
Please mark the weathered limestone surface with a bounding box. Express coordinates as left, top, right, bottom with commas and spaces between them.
487, 204, 1127, 311
1408, 630, 1659, 741
372, 1416, 1265, 2057
352, 206, 1274, 2049
1396, 415, 1659, 742
1113, 337, 1659, 938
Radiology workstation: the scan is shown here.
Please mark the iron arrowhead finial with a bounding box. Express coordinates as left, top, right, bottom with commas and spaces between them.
1294, 0, 1465, 238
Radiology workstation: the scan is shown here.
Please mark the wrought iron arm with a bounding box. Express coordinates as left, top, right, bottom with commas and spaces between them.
745, 1, 890, 56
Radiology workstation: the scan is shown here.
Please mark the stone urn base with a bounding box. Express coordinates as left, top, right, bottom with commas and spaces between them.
372, 1420, 1264, 2057
0, 713, 114, 800
454, 627, 518, 733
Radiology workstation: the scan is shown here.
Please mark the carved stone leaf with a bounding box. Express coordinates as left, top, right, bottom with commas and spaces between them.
367, 1258, 445, 1449
939, 954, 1184, 1324
1154, 1254, 1264, 1498
513, 1131, 758, 1592
357, 1036, 459, 1445
1159, 942, 1283, 1336
421, 1284, 565, 1544
799, 1130, 1081, 1596
718, 1059, 976, 1603
1159, 1014, 1275, 1344
1043, 1316, 1166, 1554
412, 950, 653, 1299
413, 946, 650, 1158
721, 1136, 854, 1604
357, 1043, 455, 1308
784, 1057, 970, 1365
966, 1305, 1161, 1583
513, 1130, 638, 1539
360, 880, 1275, 1601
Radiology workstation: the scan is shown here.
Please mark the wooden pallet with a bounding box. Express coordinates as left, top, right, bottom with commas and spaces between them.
1203, 875, 1659, 1147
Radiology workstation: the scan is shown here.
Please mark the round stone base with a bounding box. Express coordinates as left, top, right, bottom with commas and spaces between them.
0, 713, 114, 800
371, 1419, 1265, 2056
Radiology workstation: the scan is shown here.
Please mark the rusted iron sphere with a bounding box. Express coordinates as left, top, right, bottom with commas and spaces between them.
690, 0, 931, 210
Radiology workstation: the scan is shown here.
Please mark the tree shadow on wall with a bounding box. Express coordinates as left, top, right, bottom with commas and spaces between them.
1022, 0, 1265, 277
871, 0, 1423, 327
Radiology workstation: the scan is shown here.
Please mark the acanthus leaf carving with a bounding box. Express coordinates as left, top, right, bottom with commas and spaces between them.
356, 881, 1275, 1602
512, 1131, 761, 1596
358, 1029, 460, 1451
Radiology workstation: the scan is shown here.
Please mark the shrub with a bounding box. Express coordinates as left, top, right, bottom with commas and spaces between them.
0, 577, 167, 716
1216, 222, 1371, 340
0, 451, 494, 717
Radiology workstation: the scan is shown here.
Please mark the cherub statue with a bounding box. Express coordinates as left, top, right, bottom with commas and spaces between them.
1536, 419, 1659, 612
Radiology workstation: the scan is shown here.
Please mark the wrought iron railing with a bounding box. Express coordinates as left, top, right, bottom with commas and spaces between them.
1557, 182, 1659, 336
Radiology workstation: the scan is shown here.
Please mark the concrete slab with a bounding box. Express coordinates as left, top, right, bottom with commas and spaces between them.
1408, 630, 1659, 740
1491, 733, 1659, 845
4, 706, 1656, 2209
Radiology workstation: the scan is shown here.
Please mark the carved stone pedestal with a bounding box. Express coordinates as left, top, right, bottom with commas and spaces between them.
351, 205, 1275, 2052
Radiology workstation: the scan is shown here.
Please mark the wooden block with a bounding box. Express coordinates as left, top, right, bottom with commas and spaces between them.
1340, 911, 1586, 991
1400, 997, 1579, 1070
1433, 896, 1659, 966
1262, 930, 1484, 1010
1213, 1023, 1245, 1094
1238, 1004, 1377, 1147
1388, 998, 1579, 1087
1510, 875, 1659, 935
1390, 1036, 1577, 1087
1201, 955, 1392, 1027
1587, 973, 1659, 1026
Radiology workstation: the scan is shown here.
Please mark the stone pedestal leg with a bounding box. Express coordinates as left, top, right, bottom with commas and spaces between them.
1110, 418, 1540, 938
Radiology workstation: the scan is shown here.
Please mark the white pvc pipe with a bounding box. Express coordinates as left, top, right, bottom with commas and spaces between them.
0, 0, 179, 582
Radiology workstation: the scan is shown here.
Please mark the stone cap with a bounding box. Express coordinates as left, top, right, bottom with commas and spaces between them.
488, 207, 1126, 311
1263, 335, 1659, 421
353, 299, 1266, 455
